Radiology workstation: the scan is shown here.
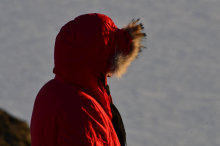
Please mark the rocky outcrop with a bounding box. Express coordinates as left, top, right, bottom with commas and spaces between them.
0, 108, 31, 146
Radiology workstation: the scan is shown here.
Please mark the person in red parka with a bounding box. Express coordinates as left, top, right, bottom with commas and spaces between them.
31, 13, 146, 146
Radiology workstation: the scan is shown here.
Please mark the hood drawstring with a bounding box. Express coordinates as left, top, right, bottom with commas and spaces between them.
99, 73, 127, 146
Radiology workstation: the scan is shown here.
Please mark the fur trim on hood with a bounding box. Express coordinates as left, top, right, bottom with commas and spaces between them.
110, 19, 146, 78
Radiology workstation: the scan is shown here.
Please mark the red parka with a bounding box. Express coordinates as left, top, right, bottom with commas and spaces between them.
31, 13, 145, 146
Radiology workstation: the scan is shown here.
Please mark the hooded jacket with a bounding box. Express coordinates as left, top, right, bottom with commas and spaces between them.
31, 13, 145, 146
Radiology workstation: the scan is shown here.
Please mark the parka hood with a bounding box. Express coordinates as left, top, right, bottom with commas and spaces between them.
53, 13, 145, 81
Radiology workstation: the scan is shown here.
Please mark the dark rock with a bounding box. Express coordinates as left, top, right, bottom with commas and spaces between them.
0, 108, 31, 146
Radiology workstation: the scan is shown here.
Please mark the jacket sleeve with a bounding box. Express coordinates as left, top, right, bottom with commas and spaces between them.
57, 95, 111, 146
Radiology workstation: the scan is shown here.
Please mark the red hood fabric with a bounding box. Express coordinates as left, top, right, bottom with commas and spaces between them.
53, 13, 118, 80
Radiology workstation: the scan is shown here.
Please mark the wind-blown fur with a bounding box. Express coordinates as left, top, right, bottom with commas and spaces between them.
111, 19, 146, 78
